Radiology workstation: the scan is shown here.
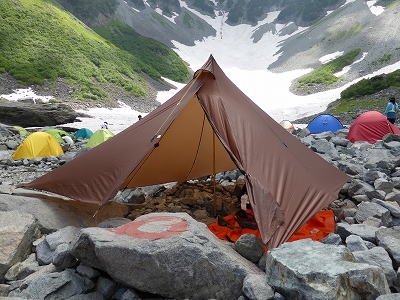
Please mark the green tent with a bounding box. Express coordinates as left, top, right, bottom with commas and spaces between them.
45, 129, 73, 144
13, 126, 29, 137
86, 129, 114, 148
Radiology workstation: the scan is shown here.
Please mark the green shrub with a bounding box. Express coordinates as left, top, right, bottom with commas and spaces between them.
341, 70, 400, 99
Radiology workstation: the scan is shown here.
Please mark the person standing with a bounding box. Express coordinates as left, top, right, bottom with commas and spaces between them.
101, 121, 108, 129
385, 97, 399, 124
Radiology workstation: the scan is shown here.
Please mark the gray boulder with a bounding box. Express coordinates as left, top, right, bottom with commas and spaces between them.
234, 234, 265, 263
70, 212, 266, 299
265, 239, 390, 300
0, 101, 78, 127
8, 268, 94, 299
0, 211, 40, 282
36, 226, 80, 269
335, 222, 380, 244
242, 273, 274, 300
355, 202, 392, 227
352, 247, 397, 286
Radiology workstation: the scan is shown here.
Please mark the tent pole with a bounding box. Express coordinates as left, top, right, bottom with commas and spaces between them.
213, 132, 217, 218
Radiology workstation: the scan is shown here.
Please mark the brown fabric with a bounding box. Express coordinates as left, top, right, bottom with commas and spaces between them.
24, 55, 350, 248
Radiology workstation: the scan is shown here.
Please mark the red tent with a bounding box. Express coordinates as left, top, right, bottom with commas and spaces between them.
347, 111, 400, 143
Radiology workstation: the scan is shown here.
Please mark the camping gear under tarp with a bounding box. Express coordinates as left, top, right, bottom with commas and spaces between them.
208, 210, 335, 245
23, 55, 349, 249
45, 129, 73, 144
86, 129, 114, 148
346, 110, 400, 143
12, 132, 64, 160
306, 114, 344, 134
279, 120, 295, 131
74, 128, 93, 140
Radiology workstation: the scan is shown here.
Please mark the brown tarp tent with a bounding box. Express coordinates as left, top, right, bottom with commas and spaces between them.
24, 55, 350, 249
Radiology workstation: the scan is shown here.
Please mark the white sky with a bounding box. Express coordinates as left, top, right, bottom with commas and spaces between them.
1, 0, 390, 133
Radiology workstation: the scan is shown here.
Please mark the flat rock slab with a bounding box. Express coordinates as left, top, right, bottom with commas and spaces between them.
0, 188, 129, 233
71, 212, 265, 299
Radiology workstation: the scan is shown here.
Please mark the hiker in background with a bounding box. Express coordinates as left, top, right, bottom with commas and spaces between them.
101, 121, 108, 129
138, 115, 142, 121
385, 96, 399, 124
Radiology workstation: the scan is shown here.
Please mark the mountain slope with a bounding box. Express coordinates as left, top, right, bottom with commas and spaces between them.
0, 0, 190, 111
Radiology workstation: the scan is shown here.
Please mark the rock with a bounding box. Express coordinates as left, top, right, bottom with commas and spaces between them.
0, 211, 40, 282
355, 202, 392, 227
36, 226, 80, 269
0, 189, 129, 234
242, 273, 274, 300
379, 235, 400, 270
345, 234, 369, 252
265, 239, 390, 300
352, 247, 397, 285
336, 222, 380, 244
70, 212, 265, 299
234, 234, 265, 263
0, 101, 78, 127
8, 268, 94, 299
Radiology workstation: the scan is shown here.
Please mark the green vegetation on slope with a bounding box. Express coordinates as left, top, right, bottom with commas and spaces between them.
376, 0, 398, 7
340, 70, 400, 99
0, 0, 190, 103
94, 20, 189, 83
298, 48, 361, 86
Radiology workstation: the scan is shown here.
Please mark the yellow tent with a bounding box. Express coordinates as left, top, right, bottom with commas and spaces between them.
13, 132, 64, 160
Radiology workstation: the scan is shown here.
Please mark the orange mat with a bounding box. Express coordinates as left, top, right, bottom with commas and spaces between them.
208, 210, 336, 247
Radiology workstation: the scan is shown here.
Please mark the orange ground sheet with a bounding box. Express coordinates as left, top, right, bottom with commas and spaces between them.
208, 209, 336, 248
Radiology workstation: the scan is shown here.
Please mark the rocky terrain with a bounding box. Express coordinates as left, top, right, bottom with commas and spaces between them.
2, 121, 400, 298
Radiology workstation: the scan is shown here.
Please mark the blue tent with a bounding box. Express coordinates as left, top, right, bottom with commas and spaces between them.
74, 128, 93, 140
307, 114, 344, 134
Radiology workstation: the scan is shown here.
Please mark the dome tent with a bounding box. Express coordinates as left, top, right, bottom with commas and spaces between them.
347, 110, 400, 143
45, 129, 73, 144
306, 114, 344, 134
86, 129, 114, 148
74, 127, 93, 140
13, 132, 64, 160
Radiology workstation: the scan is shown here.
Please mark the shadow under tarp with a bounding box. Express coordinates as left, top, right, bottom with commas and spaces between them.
208, 210, 336, 248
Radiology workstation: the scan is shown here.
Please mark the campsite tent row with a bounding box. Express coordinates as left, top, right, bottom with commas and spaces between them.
280, 114, 344, 134
12, 128, 113, 160
281, 111, 399, 144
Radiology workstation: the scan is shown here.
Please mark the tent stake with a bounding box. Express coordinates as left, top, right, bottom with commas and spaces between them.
213, 132, 217, 218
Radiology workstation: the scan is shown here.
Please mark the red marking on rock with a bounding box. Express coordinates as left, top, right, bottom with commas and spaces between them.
107, 215, 188, 240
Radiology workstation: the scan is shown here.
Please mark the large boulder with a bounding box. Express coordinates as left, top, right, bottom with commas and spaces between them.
0, 211, 40, 282
70, 212, 266, 299
265, 239, 390, 300
0, 101, 77, 127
